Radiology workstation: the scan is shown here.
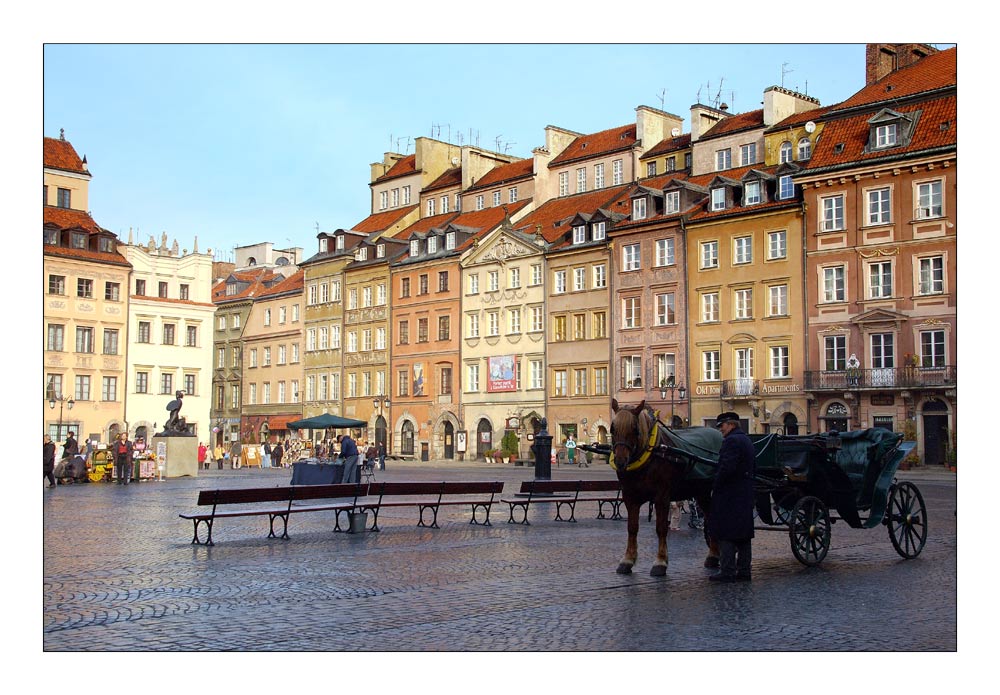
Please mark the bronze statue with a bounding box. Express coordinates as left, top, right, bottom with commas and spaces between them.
163, 390, 189, 434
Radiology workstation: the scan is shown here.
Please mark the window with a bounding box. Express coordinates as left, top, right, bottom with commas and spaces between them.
797, 137, 812, 160
74, 375, 90, 401
554, 270, 567, 294
916, 180, 943, 218
920, 330, 946, 367
46, 375, 63, 400
99, 237, 114, 252
103, 328, 119, 355
508, 187, 518, 203
702, 292, 719, 322
612, 159, 623, 185
44, 226, 58, 244
47, 324, 64, 351
401, 277, 411, 298
75, 326, 94, 353
277, 381, 286, 403
779, 141, 793, 163
292, 343, 300, 362
466, 364, 480, 392
594, 367, 609, 395
249, 348, 258, 368
558, 171, 569, 197
158, 281, 168, 298
919, 256, 944, 294
438, 271, 449, 292
573, 267, 585, 292
735, 348, 754, 380
779, 175, 794, 200
734, 288, 753, 319
509, 267, 520, 289
593, 264, 606, 288
278, 345, 287, 365
553, 370, 567, 397
57, 188, 71, 208
440, 195, 449, 213
769, 285, 788, 317
362, 287, 372, 307
668, 156, 677, 172
530, 264, 542, 286
487, 271, 498, 292
48, 275, 66, 295
217, 347, 226, 368
417, 318, 429, 343
594, 163, 605, 189
553, 315, 567, 342
647, 161, 657, 177
486, 311, 499, 337
292, 379, 300, 403
402, 186, 411, 204
379, 191, 388, 210
305, 375, 315, 402
439, 315, 451, 341
823, 266, 845, 302
592, 311, 607, 339
263, 382, 271, 404
77, 278, 93, 298
622, 244, 641, 272
184, 374, 197, 396
348, 288, 357, 308
868, 187, 891, 225
105, 282, 121, 301
573, 225, 586, 244
475, 194, 485, 210
135, 278, 147, 296
871, 333, 895, 369
232, 314, 240, 329
306, 328, 317, 351
427, 237, 438, 254
307, 285, 318, 305
744, 180, 761, 205
136, 371, 149, 394
573, 369, 588, 396
655, 354, 676, 388
734, 236, 752, 264
347, 331, 357, 353
703, 351, 720, 381
467, 274, 478, 295
573, 314, 586, 340
655, 293, 675, 325
768, 230, 787, 259
391, 188, 399, 207
632, 198, 647, 220
700, 241, 719, 269
467, 313, 479, 338
376, 327, 385, 350
869, 261, 893, 298
715, 149, 731, 170
824, 335, 846, 371
427, 198, 436, 216
711, 188, 726, 211
161, 372, 174, 395
102, 376, 117, 402
445, 232, 456, 250
875, 123, 898, 148
740, 143, 757, 165
232, 347, 241, 367
665, 191, 680, 214
162, 323, 175, 345
263, 308, 271, 326
576, 167, 587, 193
822, 195, 844, 231
770, 346, 790, 378
622, 355, 642, 389
622, 297, 641, 329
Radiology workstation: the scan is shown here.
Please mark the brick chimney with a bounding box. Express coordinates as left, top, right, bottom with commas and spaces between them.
865, 43, 939, 85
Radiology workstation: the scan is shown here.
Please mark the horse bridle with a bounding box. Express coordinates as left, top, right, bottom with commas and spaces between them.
612, 412, 660, 473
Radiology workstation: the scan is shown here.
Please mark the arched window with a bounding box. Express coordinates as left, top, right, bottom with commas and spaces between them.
401, 420, 415, 456
247, 257, 257, 266
797, 137, 812, 161
779, 141, 793, 163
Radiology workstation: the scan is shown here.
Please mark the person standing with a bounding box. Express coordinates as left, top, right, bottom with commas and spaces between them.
272, 441, 284, 468
113, 432, 134, 485
197, 442, 208, 470
44, 434, 56, 488
337, 433, 360, 484
213, 442, 224, 470
231, 440, 243, 469
262, 439, 272, 469
377, 441, 386, 471
62, 431, 80, 464
566, 435, 580, 467
707, 412, 756, 583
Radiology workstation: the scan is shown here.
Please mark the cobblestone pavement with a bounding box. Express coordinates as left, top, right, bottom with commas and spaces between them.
42, 460, 957, 652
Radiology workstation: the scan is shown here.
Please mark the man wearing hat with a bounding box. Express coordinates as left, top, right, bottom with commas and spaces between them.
708, 412, 756, 582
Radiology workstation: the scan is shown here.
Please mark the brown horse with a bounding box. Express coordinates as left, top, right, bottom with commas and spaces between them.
610, 399, 722, 576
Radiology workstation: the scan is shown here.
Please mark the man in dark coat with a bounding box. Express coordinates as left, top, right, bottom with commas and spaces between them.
337, 434, 360, 484
113, 432, 134, 485
707, 412, 756, 583
44, 435, 56, 487
62, 431, 80, 462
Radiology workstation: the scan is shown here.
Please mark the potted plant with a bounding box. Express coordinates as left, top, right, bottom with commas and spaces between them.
500, 431, 519, 464
900, 450, 920, 471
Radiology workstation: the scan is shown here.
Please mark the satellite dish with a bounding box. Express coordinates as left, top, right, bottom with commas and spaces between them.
805, 121, 817, 134
451, 157, 460, 166
671, 127, 681, 137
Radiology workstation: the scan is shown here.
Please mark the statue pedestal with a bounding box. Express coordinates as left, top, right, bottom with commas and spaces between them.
152, 435, 198, 478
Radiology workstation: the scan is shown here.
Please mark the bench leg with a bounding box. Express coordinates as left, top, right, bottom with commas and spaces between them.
418, 504, 440, 529
191, 519, 205, 545
555, 501, 577, 523
268, 513, 290, 540
506, 502, 530, 525
611, 500, 623, 521
470, 502, 492, 526
363, 506, 382, 533
193, 518, 215, 546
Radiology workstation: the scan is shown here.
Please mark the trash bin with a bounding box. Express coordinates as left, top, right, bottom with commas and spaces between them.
348, 511, 368, 534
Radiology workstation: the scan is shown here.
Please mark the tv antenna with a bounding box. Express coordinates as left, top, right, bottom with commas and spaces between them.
657, 88, 667, 110
781, 62, 794, 88
713, 78, 725, 108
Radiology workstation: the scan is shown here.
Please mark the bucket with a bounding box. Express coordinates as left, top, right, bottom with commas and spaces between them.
348, 511, 368, 534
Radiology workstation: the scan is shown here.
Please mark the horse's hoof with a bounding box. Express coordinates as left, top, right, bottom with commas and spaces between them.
704, 556, 720, 569
650, 564, 667, 577
616, 563, 633, 575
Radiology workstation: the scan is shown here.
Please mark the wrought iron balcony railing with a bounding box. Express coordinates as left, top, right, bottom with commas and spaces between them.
721, 379, 760, 399
804, 366, 956, 391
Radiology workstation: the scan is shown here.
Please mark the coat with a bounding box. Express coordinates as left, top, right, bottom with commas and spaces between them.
707, 426, 756, 541
44, 441, 56, 472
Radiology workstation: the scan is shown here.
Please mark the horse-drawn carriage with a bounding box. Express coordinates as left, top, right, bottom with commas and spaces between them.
584, 400, 927, 574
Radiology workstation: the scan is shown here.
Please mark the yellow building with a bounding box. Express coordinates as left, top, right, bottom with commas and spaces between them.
43, 134, 131, 445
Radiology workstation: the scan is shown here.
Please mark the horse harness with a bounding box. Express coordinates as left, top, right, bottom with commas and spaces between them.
611, 411, 662, 473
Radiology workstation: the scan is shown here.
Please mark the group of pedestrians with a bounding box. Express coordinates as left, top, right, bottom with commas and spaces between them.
44, 430, 139, 486
201, 438, 295, 470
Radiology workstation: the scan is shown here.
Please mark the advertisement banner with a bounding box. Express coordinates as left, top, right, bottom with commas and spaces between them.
487, 355, 517, 392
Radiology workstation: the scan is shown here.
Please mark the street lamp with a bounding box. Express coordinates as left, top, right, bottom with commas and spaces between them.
48, 392, 75, 440
372, 395, 390, 449
659, 376, 686, 427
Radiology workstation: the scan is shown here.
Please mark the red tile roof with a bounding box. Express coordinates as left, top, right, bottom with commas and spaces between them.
423, 167, 463, 192
468, 158, 534, 190
396, 211, 461, 240
43, 207, 131, 267
511, 187, 631, 244
212, 267, 280, 304
807, 94, 956, 170
699, 109, 765, 141
833, 48, 956, 111
351, 204, 419, 234
769, 105, 833, 131
374, 154, 417, 182
43, 137, 89, 174
450, 200, 533, 253
549, 124, 637, 167
641, 133, 692, 159
258, 269, 305, 298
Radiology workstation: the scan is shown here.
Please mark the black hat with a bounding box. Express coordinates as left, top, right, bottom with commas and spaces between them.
714, 412, 740, 428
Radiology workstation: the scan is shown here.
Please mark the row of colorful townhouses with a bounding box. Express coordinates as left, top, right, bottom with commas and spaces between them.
42, 44, 957, 466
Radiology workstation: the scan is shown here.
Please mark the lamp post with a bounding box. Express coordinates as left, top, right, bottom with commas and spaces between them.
48, 393, 75, 441
659, 376, 686, 427
372, 395, 390, 450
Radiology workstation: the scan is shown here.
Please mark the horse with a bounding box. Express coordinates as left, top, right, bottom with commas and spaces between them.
609, 398, 723, 576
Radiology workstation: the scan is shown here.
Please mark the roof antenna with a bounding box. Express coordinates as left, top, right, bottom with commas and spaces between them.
657, 88, 667, 110
781, 62, 794, 88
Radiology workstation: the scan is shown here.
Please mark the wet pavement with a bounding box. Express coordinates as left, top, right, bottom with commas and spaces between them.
42, 460, 957, 652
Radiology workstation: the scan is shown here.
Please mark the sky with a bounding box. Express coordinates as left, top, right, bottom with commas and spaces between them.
42, 43, 882, 262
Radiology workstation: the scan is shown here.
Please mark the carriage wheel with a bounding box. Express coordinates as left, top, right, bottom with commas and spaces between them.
789, 496, 831, 566
773, 491, 800, 526
887, 481, 928, 559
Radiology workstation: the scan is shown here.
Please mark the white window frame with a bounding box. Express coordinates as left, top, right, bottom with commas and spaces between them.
700, 241, 719, 269
711, 187, 726, 211
769, 346, 790, 378
744, 180, 761, 205
733, 236, 752, 264
740, 143, 757, 166
622, 244, 641, 272
576, 167, 587, 193
715, 149, 731, 171
868, 187, 891, 225
703, 351, 721, 381
622, 297, 641, 329
822, 266, 846, 303
821, 194, 845, 231
918, 256, 944, 295
655, 292, 675, 326
768, 230, 787, 259
632, 198, 647, 220
612, 159, 623, 185
868, 260, 893, 299
558, 171, 569, 197
594, 162, 605, 189
665, 191, 680, 214
655, 238, 675, 267
734, 288, 753, 320
916, 179, 943, 219
769, 284, 788, 317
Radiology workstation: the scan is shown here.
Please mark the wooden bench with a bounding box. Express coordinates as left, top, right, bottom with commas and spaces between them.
501, 480, 622, 525
360, 481, 505, 531
179, 483, 369, 546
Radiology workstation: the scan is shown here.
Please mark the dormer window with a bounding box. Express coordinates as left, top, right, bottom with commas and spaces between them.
319, 238, 328, 253
376, 243, 385, 258
797, 138, 812, 160
445, 231, 456, 250
665, 191, 680, 214
72, 232, 87, 249
98, 237, 115, 253
336, 235, 345, 250
410, 239, 420, 257
592, 222, 606, 241
875, 123, 897, 148
573, 225, 586, 244
44, 227, 58, 245
632, 198, 647, 220
744, 181, 761, 206
779, 175, 794, 200
357, 246, 368, 261
427, 236, 438, 253
711, 188, 726, 211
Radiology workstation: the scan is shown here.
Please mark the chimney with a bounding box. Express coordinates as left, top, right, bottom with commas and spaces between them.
763, 86, 821, 126
865, 43, 939, 85
689, 104, 729, 143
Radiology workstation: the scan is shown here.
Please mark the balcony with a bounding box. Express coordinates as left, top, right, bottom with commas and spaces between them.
805, 366, 956, 391
721, 379, 759, 399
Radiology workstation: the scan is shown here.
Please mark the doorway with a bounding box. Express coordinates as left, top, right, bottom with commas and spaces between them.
476, 418, 492, 459
783, 413, 799, 435
922, 400, 949, 466
443, 421, 455, 459
401, 420, 415, 456
375, 415, 387, 451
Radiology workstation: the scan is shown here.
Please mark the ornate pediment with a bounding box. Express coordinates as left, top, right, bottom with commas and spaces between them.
852, 308, 908, 325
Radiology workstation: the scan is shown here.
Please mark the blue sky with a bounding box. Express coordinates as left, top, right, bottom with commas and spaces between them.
41, 44, 881, 260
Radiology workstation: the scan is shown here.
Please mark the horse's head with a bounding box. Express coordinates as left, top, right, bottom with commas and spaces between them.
610, 399, 652, 473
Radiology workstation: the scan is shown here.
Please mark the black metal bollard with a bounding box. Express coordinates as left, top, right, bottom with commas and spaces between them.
532, 418, 552, 481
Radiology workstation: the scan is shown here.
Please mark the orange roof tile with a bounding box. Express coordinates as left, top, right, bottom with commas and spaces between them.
374, 154, 417, 182
511, 187, 631, 244
468, 158, 534, 190
257, 269, 305, 298
549, 124, 637, 167
833, 48, 956, 111
423, 167, 463, 192
699, 109, 765, 140
641, 133, 692, 159
352, 204, 419, 234
44, 137, 89, 174
44, 206, 106, 235
396, 211, 462, 239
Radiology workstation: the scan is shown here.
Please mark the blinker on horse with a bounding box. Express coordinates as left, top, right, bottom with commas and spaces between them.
610, 399, 721, 576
